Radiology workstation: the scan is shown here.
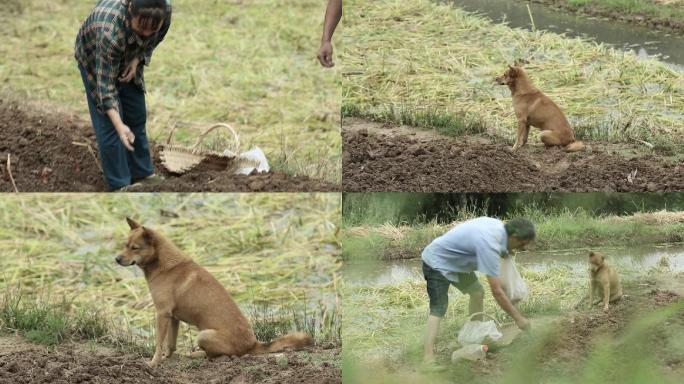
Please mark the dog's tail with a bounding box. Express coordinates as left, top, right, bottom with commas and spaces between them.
564, 140, 585, 152
249, 332, 313, 354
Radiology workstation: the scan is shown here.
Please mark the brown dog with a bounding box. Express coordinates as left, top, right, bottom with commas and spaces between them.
116, 217, 313, 367
496, 64, 584, 152
588, 251, 623, 312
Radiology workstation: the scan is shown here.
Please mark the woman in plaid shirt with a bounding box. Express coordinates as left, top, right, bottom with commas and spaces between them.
75, 0, 171, 191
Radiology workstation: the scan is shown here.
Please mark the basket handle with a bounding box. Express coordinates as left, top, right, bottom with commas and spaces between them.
467, 312, 500, 325
190, 123, 240, 153
165, 121, 179, 145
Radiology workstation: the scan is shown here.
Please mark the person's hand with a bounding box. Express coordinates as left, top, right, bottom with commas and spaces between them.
119, 57, 140, 83
116, 124, 136, 151
515, 316, 531, 331
317, 41, 334, 68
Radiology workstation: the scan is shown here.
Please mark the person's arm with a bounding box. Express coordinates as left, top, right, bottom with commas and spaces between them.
487, 275, 529, 330
476, 236, 530, 330
95, 29, 135, 151
95, 30, 122, 116
318, 0, 342, 67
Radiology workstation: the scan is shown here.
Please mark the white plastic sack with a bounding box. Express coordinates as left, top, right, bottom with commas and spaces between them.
228, 147, 270, 175
500, 257, 529, 304
457, 317, 502, 345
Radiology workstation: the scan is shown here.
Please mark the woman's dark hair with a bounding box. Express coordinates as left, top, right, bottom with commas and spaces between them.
504, 217, 536, 241
130, 0, 171, 31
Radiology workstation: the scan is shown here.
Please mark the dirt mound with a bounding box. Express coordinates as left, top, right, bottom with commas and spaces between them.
0, 99, 107, 192
0, 336, 340, 384
0, 98, 338, 192
548, 285, 681, 360
649, 289, 681, 306
342, 119, 684, 192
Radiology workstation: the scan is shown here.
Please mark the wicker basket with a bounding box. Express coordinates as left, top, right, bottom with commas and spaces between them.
159, 123, 240, 175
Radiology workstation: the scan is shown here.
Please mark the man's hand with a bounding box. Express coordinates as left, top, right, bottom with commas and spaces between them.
119, 57, 140, 83
487, 275, 531, 331
318, 41, 334, 68
318, 0, 341, 68
515, 316, 531, 331
116, 124, 136, 151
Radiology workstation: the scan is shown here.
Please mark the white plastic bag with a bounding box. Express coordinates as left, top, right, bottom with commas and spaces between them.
229, 147, 270, 175
457, 313, 503, 345
500, 257, 529, 304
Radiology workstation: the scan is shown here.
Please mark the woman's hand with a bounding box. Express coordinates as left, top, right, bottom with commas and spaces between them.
116, 124, 136, 151
119, 57, 140, 83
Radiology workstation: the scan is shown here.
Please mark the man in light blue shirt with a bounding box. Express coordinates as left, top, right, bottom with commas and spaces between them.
422, 217, 535, 363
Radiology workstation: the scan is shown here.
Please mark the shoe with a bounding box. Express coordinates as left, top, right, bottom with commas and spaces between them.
113, 182, 142, 192
138, 173, 165, 186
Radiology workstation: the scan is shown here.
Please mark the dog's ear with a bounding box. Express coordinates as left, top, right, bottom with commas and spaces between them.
508, 65, 518, 77
126, 217, 141, 230
141, 226, 154, 245
589, 251, 595, 257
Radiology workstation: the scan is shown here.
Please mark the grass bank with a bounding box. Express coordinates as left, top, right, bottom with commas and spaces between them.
0, 0, 340, 182
342, 209, 684, 261
0, 194, 341, 351
342, 0, 684, 150
531, 0, 684, 31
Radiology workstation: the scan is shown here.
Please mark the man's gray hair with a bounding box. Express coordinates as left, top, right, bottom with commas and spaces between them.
504, 217, 536, 241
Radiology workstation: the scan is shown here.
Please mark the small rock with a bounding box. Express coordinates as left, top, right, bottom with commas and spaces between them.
408, 144, 426, 156
646, 182, 658, 192
248, 180, 265, 191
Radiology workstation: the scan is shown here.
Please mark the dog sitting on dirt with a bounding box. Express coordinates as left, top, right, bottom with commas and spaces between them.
115, 217, 313, 367
495, 64, 584, 152
588, 251, 623, 312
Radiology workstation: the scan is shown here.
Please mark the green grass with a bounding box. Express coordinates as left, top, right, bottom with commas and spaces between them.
342, 0, 684, 149
0, 193, 341, 351
343, 207, 684, 261
341, 258, 684, 383
566, 0, 684, 21
0, 0, 340, 182
0, 287, 152, 354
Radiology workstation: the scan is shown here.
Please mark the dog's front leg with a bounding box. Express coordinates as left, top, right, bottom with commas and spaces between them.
521, 124, 530, 146
602, 281, 611, 312
148, 312, 171, 368
512, 119, 527, 150
589, 278, 596, 309
163, 318, 180, 359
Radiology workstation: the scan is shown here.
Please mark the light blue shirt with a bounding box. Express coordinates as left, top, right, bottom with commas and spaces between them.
422, 217, 508, 282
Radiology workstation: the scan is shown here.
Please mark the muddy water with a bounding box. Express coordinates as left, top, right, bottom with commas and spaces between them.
344, 244, 684, 286
448, 0, 684, 71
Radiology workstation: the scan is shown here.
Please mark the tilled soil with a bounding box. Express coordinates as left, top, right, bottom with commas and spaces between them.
0, 98, 338, 192
0, 336, 340, 384
343, 119, 684, 192
544, 281, 683, 362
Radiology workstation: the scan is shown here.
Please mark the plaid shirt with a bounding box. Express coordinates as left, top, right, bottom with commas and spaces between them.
75, 0, 171, 113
